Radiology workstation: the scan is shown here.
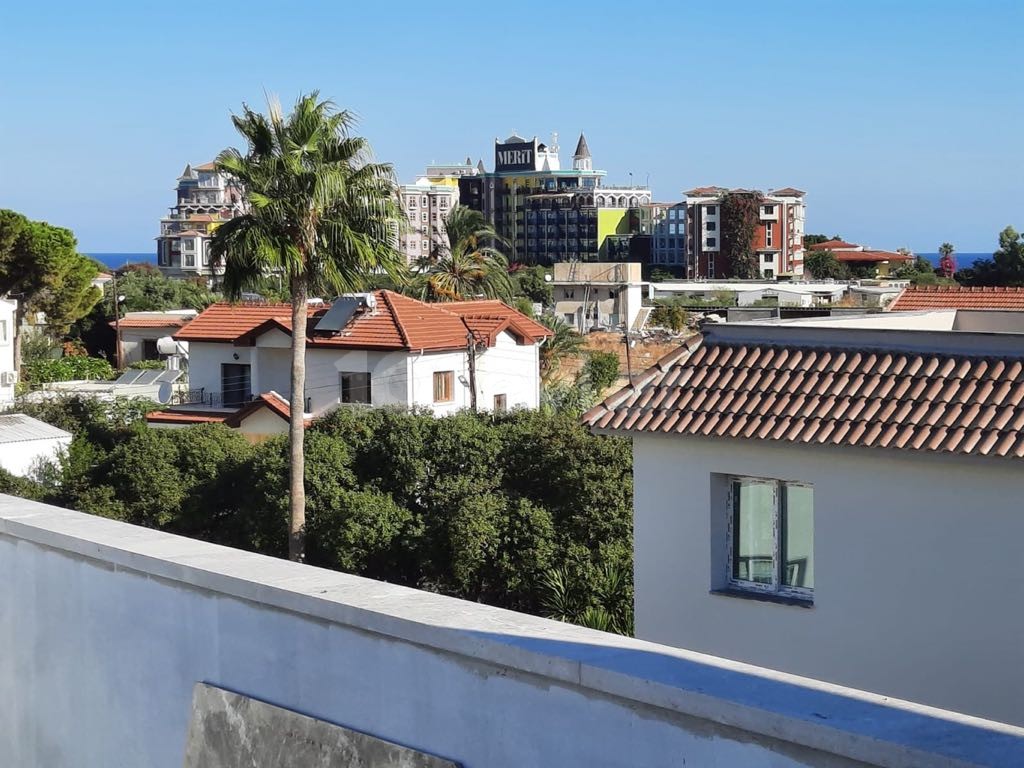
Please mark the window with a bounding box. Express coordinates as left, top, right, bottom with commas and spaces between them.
183, 251, 196, 268
340, 372, 371, 404
706, 237, 717, 247
705, 205, 717, 215
763, 253, 774, 263
422, 240, 429, 250
421, 212, 428, 222
762, 205, 775, 215
728, 477, 813, 599
766, 222, 774, 247
142, 339, 160, 360
433, 370, 454, 403
706, 221, 716, 231
0, 319, 7, 343
493, 393, 507, 413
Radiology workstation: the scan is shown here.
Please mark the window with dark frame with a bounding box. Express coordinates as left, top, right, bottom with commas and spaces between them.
339, 372, 371, 404
433, 370, 454, 403
493, 393, 507, 413
728, 477, 813, 601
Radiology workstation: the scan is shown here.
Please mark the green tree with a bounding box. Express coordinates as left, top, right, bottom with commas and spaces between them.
719, 191, 764, 278
804, 249, 850, 280
0, 210, 101, 369
415, 205, 513, 302
582, 350, 621, 393
537, 315, 585, 382
512, 265, 552, 305
210, 92, 406, 562
958, 226, 1024, 286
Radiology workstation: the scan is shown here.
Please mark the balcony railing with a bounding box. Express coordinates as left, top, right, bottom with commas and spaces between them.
172, 389, 254, 409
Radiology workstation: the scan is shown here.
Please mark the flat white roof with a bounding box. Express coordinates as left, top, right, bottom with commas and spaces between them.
655, 282, 845, 294
0, 414, 72, 443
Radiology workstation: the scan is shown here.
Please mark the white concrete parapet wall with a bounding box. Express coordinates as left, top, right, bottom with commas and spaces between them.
0, 494, 1021, 768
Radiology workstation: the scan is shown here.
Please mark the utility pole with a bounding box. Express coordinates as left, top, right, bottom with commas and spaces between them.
112, 270, 123, 370
623, 329, 634, 388
466, 331, 478, 413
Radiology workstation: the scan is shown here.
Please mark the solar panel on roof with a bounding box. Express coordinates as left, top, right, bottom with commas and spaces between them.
115, 370, 144, 385
134, 370, 163, 385
155, 370, 183, 383
314, 297, 362, 333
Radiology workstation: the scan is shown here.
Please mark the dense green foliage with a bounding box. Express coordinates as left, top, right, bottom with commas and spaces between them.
537, 314, 585, 381
719, 191, 764, 278
583, 350, 621, 393
957, 226, 1024, 286
21, 356, 114, 385
804, 249, 850, 280
0, 210, 101, 359
512, 265, 552, 305
12, 398, 634, 630
414, 205, 513, 302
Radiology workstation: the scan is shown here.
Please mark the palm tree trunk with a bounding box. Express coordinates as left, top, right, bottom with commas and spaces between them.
288, 276, 308, 562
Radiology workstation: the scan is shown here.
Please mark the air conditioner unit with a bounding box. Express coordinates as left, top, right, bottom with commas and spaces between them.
1, 371, 17, 386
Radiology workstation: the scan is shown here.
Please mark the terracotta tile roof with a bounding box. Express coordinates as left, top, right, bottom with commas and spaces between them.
223, 392, 312, 428
684, 186, 729, 197
175, 291, 546, 351
108, 312, 193, 329
145, 411, 230, 425
834, 249, 912, 263
808, 239, 860, 250
584, 334, 1024, 460
176, 302, 299, 343
176, 229, 204, 237
890, 286, 1024, 312
768, 187, 805, 197
193, 161, 217, 172
443, 299, 554, 345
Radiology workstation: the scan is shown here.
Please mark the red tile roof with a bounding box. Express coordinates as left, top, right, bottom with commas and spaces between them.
808, 239, 859, 250
145, 411, 230, 425
223, 392, 312, 428
108, 313, 192, 329
193, 161, 217, 171
443, 299, 553, 345
177, 291, 547, 351
835, 249, 912, 263
584, 334, 1024, 460
769, 187, 806, 197
890, 286, 1024, 312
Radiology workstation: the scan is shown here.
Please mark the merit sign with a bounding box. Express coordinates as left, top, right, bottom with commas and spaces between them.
495, 140, 536, 172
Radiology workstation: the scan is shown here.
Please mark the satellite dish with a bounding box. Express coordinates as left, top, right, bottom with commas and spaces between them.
157, 382, 173, 404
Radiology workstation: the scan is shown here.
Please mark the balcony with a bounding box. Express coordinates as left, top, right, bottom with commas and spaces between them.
170, 388, 254, 409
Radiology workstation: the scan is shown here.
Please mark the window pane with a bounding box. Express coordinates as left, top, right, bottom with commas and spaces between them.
732, 480, 775, 584
783, 484, 814, 589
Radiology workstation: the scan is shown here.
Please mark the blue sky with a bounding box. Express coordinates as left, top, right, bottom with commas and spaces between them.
1, 0, 1021, 253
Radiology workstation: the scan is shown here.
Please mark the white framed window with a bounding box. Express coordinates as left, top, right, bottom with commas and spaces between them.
727, 476, 813, 600
183, 251, 196, 268
0, 319, 8, 343
766, 222, 774, 247
421, 212, 428, 222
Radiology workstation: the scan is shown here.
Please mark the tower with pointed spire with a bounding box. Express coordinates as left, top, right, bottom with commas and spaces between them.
572, 133, 592, 172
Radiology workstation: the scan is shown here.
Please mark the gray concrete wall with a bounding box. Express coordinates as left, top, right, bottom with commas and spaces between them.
632, 433, 1024, 726
1, 496, 1021, 768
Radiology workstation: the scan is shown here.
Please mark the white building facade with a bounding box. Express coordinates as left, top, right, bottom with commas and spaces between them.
149, 291, 550, 429
586, 315, 1024, 726
0, 299, 16, 406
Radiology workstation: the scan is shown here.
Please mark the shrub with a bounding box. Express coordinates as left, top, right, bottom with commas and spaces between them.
21, 356, 114, 385
583, 350, 621, 392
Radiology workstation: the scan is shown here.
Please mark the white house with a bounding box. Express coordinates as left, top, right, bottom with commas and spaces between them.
651, 281, 847, 308
0, 299, 16, 406
0, 414, 72, 477
585, 310, 1024, 727
147, 291, 551, 431
111, 310, 196, 366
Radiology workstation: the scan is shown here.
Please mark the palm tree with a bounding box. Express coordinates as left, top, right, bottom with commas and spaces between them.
415, 205, 513, 302
938, 242, 956, 278
210, 93, 405, 562
537, 315, 584, 382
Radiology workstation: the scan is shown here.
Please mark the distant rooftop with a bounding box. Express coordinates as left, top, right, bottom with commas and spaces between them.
890, 286, 1024, 312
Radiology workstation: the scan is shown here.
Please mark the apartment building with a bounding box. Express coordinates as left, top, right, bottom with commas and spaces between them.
647, 202, 687, 270
459, 133, 650, 265
155, 163, 247, 281
684, 187, 806, 279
